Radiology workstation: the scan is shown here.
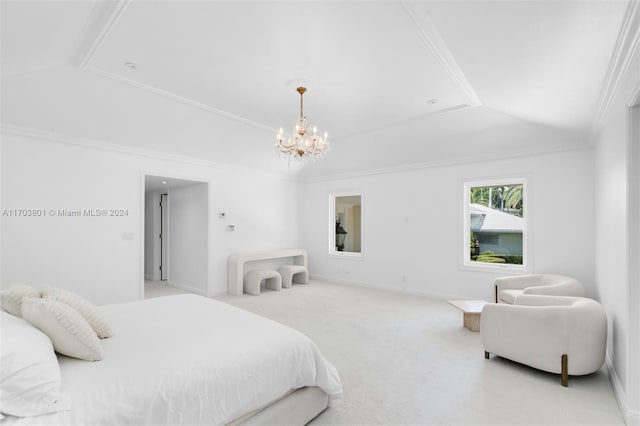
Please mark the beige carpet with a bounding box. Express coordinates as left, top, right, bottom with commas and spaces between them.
144, 280, 189, 298
216, 280, 624, 426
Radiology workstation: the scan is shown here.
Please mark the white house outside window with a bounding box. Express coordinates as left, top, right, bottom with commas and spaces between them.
463, 179, 527, 271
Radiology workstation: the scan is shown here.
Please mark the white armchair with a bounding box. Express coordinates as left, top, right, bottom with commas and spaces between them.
481, 295, 607, 386
494, 274, 584, 304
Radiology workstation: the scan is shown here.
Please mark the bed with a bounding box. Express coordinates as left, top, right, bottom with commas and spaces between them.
2, 294, 343, 425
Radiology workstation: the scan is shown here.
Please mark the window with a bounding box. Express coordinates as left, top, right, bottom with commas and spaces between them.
463, 179, 527, 270
329, 193, 362, 256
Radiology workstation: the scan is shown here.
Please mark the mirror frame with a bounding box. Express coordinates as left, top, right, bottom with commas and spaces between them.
328, 191, 363, 258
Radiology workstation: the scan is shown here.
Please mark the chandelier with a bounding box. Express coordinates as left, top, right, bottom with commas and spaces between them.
276, 87, 329, 161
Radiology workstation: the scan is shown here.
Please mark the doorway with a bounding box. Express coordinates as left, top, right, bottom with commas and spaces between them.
628, 92, 640, 417
143, 175, 209, 298
160, 193, 168, 281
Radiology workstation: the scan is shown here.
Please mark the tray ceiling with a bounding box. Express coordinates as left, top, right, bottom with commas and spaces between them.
0, 0, 632, 178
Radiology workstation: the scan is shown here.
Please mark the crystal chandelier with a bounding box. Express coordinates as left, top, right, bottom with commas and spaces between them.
276, 87, 329, 161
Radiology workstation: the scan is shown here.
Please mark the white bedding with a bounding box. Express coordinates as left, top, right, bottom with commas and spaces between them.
3, 294, 342, 425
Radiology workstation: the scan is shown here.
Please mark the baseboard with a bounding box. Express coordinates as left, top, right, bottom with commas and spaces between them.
309, 275, 467, 301
167, 280, 207, 296
607, 354, 626, 419
606, 353, 640, 424
207, 288, 228, 297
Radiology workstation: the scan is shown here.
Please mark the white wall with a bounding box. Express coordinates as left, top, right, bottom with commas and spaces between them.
168, 183, 208, 294
594, 37, 640, 423
300, 149, 595, 302
0, 131, 300, 304
144, 191, 161, 281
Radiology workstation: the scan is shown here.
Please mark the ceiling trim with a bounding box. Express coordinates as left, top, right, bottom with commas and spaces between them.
77, 0, 274, 132
0, 124, 295, 182
593, 0, 640, 133
75, 1, 481, 135
1, 123, 590, 184
341, 103, 474, 141
401, 2, 481, 108
78, 0, 130, 68
301, 144, 592, 184
83, 66, 276, 132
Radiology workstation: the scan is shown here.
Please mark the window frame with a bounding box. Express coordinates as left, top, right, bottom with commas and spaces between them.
328, 191, 363, 259
462, 177, 529, 272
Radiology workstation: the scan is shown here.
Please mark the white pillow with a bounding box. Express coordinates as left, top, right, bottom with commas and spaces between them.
0, 284, 40, 317
0, 311, 72, 417
21, 297, 103, 362
42, 286, 113, 338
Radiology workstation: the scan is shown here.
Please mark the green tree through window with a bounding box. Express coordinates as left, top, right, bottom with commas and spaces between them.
465, 180, 526, 268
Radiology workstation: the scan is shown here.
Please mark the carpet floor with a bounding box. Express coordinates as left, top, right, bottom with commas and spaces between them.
216, 280, 624, 426
147, 279, 624, 425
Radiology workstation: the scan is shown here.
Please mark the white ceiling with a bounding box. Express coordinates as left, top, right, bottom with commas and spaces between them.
0, 0, 631, 179
145, 175, 205, 193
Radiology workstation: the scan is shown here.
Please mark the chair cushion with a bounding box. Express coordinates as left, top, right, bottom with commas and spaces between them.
498, 289, 523, 304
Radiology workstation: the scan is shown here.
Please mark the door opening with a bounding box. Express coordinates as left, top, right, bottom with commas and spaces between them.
160, 193, 168, 281
143, 174, 210, 299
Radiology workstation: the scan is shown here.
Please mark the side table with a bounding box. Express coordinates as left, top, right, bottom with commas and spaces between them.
448, 300, 489, 332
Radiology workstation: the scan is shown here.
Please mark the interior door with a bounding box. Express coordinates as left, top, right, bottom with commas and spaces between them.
160, 193, 168, 281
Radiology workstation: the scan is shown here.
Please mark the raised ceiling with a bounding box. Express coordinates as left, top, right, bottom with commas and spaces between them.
0, 0, 632, 178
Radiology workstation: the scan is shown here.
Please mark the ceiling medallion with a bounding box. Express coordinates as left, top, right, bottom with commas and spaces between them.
275, 87, 329, 162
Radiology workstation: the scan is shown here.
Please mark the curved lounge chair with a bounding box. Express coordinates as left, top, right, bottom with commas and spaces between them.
481, 295, 607, 386
493, 274, 584, 304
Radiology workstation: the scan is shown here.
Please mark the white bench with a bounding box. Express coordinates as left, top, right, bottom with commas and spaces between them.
243, 270, 282, 296
278, 265, 309, 288
228, 249, 308, 296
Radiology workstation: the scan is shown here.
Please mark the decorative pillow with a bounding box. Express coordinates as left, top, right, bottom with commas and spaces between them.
21, 297, 103, 361
42, 286, 113, 338
0, 311, 72, 417
0, 284, 40, 317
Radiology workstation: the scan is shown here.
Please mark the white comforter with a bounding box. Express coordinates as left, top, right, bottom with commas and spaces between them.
5, 294, 342, 425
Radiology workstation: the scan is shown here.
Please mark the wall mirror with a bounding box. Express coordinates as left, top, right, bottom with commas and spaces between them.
330, 193, 362, 255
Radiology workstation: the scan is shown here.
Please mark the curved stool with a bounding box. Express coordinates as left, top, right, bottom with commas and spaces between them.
278, 265, 309, 289
243, 270, 282, 296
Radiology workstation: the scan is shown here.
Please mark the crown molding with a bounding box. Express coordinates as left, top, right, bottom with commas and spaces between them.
76, 0, 274, 133
0, 124, 296, 182
1, 123, 591, 185
339, 103, 475, 141
401, 2, 482, 108
76, 1, 479, 138
593, 0, 640, 133
82, 66, 276, 132
300, 143, 592, 183
77, 0, 131, 68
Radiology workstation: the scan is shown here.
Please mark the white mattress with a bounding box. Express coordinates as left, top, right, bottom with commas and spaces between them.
4, 294, 342, 425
